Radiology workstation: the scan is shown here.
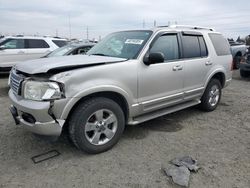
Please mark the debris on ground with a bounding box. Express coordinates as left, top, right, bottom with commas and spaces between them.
163, 156, 200, 187
164, 166, 190, 187
171, 156, 200, 172
31, 150, 61, 164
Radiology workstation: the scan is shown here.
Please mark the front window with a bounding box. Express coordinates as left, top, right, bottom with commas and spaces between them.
150, 34, 180, 61
0, 38, 25, 49
52, 40, 68, 47
46, 45, 74, 57
87, 31, 152, 59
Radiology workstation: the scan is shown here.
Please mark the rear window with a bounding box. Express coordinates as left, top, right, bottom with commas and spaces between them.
208, 33, 231, 56
52, 40, 68, 47
26, 39, 49, 48
182, 35, 208, 58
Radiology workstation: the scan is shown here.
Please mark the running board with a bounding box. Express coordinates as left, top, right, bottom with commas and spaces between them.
128, 99, 201, 125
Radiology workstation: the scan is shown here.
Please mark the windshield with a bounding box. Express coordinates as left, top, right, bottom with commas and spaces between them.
87, 31, 152, 59
47, 45, 74, 57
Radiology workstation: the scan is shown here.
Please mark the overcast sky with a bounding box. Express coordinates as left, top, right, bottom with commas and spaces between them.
0, 0, 249, 40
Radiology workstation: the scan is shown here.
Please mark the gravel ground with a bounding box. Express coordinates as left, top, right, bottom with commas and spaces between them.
0, 71, 249, 188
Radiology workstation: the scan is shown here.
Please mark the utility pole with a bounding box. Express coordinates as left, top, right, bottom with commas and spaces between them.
142, 19, 145, 28
56, 29, 58, 37
86, 26, 89, 40
68, 14, 71, 40
153, 20, 156, 27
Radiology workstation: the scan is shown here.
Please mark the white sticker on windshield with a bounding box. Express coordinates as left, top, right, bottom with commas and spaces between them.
125, 39, 144, 45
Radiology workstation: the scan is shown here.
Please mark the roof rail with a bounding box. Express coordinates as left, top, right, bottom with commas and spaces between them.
168, 25, 215, 31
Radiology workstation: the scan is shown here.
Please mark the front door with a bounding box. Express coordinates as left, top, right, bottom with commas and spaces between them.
0, 38, 27, 66
138, 33, 184, 112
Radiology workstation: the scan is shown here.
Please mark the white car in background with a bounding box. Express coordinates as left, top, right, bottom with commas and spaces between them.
0, 36, 68, 73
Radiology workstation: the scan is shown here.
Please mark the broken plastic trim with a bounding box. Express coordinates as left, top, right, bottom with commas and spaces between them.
31, 150, 60, 164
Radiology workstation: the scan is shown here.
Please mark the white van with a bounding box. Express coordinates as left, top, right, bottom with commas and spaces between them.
0, 36, 67, 73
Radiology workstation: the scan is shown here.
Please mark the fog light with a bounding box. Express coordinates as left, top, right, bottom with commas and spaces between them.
22, 113, 36, 124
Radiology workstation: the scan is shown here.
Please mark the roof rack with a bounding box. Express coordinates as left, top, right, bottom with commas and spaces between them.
158, 25, 215, 31
169, 25, 215, 31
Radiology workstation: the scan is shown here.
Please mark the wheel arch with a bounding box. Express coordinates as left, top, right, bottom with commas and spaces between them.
61, 90, 130, 127
234, 51, 242, 58
205, 71, 226, 89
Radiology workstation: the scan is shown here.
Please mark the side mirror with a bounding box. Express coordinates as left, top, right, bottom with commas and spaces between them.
144, 52, 165, 65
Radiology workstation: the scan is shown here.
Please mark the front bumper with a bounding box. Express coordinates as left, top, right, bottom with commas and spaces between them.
9, 90, 65, 136
240, 63, 250, 71
224, 78, 232, 88
0, 62, 14, 73
0, 66, 11, 73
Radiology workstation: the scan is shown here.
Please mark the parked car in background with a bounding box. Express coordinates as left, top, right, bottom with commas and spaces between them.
8, 26, 232, 154
229, 40, 247, 69
43, 42, 94, 58
0, 36, 68, 73
239, 54, 250, 77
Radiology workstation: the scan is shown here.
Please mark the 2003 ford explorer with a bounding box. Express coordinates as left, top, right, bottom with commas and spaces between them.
8, 25, 232, 153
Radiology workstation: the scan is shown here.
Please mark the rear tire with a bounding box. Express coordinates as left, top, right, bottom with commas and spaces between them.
68, 97, 125, 154
199, 79, 222, 112
240, 69, 249, 78
234, 56, 241, 69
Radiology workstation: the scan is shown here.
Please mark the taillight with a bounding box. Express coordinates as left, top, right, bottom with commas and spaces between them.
230, 60, 234, 71
240, 56, 247, 65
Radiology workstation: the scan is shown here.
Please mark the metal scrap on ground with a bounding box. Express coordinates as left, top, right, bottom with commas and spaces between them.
163, 156, 200, 187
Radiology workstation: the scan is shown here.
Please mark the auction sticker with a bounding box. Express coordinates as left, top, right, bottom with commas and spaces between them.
125, 39, 144, 45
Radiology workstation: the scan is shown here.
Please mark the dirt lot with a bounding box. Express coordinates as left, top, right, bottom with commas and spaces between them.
0, 71, 249, 188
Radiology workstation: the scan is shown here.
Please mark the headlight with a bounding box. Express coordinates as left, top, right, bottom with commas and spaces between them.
23, 81, 64, 101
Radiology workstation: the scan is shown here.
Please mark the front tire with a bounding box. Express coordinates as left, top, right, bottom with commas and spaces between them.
68, 97, 125, 154
199, 79, 222, 112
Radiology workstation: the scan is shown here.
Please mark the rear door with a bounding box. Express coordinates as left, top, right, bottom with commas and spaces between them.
24, 39, 51, 59
181, 32, 211, 100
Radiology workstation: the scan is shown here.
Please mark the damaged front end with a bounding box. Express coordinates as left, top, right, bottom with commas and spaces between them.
8, 68, 66, 137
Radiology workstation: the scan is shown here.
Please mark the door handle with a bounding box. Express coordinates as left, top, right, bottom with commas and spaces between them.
173, 65, 183, 71
205, 61, 212, 66
18, 51, 25, 54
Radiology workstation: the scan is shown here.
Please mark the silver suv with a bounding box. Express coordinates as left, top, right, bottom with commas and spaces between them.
9, 25, 232, 153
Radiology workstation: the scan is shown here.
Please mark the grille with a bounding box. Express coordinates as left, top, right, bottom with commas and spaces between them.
10, 69, 24, 95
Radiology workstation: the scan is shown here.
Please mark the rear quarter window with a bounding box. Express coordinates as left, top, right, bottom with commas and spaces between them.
208, 33, 231, 56
52, 40, 68, 47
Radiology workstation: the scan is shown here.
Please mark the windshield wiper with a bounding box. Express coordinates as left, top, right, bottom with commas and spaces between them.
91, 53, 107, 56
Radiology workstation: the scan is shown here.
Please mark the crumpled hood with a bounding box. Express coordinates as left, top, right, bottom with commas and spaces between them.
15, 55, 127, 74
